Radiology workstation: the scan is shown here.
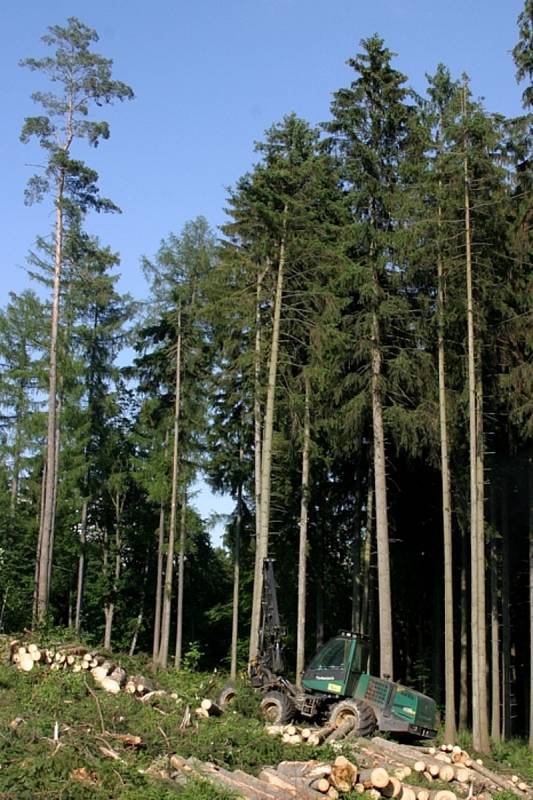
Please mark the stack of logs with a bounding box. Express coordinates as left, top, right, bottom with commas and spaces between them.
165, 745, 533, 800
8, 641, 157, 700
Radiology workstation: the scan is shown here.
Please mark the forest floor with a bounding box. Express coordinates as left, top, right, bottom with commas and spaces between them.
1, 635, 532, 799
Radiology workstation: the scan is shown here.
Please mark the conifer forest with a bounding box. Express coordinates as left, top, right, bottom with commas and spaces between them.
0, 3, 531, 756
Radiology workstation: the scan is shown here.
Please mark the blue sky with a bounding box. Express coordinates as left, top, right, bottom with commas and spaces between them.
0, 0, 525, 537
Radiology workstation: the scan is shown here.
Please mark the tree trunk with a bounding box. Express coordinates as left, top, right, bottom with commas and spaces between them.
174, 489, 187, 669
351, 484, 362, 632
152, 498, 166, 663
464, 93, 489, 752
437, 216, 456, 743
152, 430, 168, 662
501, 478, 511, 739
158, 307, 182, 668
36, 174, 64, 622
459, 514, 469, 729
33, 461, 47, 624
529, 455, 533, 750
74, 499, 88, 635
103, 491, 123, 651
250, 263, 266, 665
372, 309, 393, 679
230, 474, 243, 681
296, 375, 311, 687
46, 397, 62, 600
360, 477, 374, 638
250, 209, 287, 664
490, 498, 501, 742
476, 375, 489, 749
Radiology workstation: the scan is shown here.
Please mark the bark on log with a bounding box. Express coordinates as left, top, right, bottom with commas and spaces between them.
468, 760, 531, 798
258, 767, 324, 799
308, 723, 337, 745
324, 717, 356, 743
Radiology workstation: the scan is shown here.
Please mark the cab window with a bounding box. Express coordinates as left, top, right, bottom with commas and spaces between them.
308, 638, 351, 671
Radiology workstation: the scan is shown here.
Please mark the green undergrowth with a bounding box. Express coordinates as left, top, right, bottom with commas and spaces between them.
0, 661, 328, 799
2, 645, 532, 798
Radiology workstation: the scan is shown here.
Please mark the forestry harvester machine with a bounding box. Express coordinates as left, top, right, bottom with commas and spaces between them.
229, 558, 437, 739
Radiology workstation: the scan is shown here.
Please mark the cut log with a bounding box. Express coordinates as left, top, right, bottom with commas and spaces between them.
258, 768, 323, 798
358, 767, 390, 789
129, 675, 154, 695
276, 761, 329, 779
432, 791, 456, 800
200, 699, 222, 717
108, 667, 127, 687
453, 766, 471, 783
140, 689, 168, 704
91, 661, 114, 683
308, 723, 337, 745
194, 707, 209, 719
310, 777, 331, 793
330, 756, 358, 792
18, 653, 34, 672
381, 777, 402, 798
324, 717, 356, 743
468, 759, 527, 798
100, 676, 122, 694
438, 765, 455, 782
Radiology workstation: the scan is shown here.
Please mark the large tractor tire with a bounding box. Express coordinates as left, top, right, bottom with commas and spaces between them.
216, 682, 237, 709
328, 698, 376, 736
260, 690, 295, 725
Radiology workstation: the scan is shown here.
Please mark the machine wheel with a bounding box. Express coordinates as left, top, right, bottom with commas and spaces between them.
260, 690, 295, 725
328, 698, 376, 736
216, 682, 237, 709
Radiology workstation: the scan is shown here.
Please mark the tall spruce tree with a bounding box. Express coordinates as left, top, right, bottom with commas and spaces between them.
20, 17, 133, 621
327, 36, 431, 678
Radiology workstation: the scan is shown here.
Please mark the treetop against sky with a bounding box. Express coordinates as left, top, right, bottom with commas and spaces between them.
1, 0, 524, 309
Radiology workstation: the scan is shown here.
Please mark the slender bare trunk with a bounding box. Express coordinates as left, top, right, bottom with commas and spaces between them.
459, 515, 469, 729
174, 489, 186, 668
36, 176, 64, 621
250, 210, 287, 664
74, 499, 88, 635
152, 499, 166, 662
528, 456, 533, 750
501, 479, 511, 738
46, 405, 61, 600
372, 308, 393, 679
476, 376, 489, 748
250, 264, 266, 666
360, 478, 374, 637
464, 90, 489, 752
296, 375, 311, 687
158, 308, 181, 668
437, 208, 456, 742
230, 474, 243, 680
351, 484, 362, 632
491, 514, 501, 742
103, 491, 123, 651
33, 462, 47, 624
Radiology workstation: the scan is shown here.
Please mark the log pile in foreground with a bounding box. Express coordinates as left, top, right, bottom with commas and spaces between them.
165, 715, 533, 800
164, 746, 533, 800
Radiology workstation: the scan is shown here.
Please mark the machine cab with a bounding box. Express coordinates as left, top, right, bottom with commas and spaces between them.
301, 631, 369, 697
